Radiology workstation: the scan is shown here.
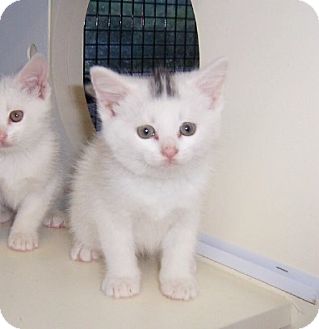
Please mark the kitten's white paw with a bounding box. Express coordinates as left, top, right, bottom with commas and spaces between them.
160, 277, 198, 301
70, 242, 100, 262
8, 232, 39, 251
43, 212, 67, 229
102, 276, 140, 298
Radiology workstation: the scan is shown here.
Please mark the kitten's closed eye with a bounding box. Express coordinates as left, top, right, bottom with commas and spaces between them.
9, 110, 24, 123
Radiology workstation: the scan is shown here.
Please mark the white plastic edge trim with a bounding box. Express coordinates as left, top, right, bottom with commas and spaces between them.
197, 233, 319, 304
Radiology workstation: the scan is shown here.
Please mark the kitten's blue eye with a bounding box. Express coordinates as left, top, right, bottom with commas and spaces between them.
9, 110, 24, 123
180, 122, 196, 136
137, 125, 156, 139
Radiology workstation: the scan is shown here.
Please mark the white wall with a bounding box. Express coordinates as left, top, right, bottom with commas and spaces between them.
192, 0, 319, 277
0, 0, 49, 74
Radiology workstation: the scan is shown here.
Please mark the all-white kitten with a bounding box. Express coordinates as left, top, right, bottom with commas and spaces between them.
0, 54, 65, 251
70, 58, 228, 300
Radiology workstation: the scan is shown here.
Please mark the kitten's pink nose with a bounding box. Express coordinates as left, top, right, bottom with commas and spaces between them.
161, 146, 178, 160
0, 131, 7, 143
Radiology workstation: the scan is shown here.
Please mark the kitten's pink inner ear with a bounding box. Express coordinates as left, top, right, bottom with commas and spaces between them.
16, 54, 49, 99
90, 67, 129, 115
196, 58, 228, 109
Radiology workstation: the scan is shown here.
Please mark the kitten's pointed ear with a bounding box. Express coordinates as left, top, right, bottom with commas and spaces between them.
90, 66, 130, 115
15, 54, 49, 99
193, 57, 228, 110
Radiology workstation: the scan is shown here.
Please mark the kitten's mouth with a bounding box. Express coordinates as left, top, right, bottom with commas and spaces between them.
163, 158, 178, 166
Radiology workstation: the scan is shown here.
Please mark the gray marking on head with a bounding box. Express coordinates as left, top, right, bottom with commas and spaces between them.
150, 68, 177, 98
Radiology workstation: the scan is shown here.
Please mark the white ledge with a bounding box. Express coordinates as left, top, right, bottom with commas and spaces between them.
198, 233, 319, 304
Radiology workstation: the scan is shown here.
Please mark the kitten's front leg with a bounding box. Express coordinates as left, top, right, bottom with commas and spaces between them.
8, 192, 51, 251
96, 211, 141, 298
160, 209, 199, 301
0, 205, 13, 224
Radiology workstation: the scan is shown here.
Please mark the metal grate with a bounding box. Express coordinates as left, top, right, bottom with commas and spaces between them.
84, 0, 200, 129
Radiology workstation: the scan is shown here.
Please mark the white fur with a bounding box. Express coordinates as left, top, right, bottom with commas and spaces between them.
0, 54, 65, 251
70, 58, 228, 300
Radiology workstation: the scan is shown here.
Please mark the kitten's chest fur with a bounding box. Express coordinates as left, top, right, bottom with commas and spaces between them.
1, 164, 36, 206
108, 164, 203, 218
0, 140, 57, 209
106, 166, 206, 253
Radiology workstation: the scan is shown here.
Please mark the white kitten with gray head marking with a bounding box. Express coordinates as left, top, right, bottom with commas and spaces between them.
0, 54, 65, 251
70, 58, 228, 300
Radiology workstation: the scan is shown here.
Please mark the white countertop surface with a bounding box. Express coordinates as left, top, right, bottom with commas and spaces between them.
0, 224, 292, 329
